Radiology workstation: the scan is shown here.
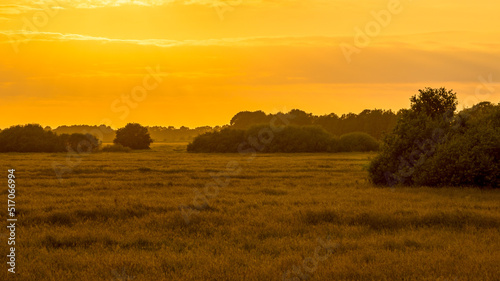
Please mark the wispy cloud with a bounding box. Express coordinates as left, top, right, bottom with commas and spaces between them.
1, 30, 499, 52
0, 0, 321, 12
1, 30, 499, 86
0, 0, 234, 11
0, 4, 42, 15
0, 30, 343, 47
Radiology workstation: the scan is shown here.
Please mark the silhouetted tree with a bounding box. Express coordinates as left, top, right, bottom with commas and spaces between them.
288, 109, 313, 126
230, 111, 269, 129
410, 87, 457, 117
114, 123, 153, 150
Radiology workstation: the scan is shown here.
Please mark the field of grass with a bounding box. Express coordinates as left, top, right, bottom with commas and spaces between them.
1, 144, 499, 280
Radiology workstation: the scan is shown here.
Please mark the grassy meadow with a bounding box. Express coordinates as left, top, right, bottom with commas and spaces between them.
1, 144, 499, 280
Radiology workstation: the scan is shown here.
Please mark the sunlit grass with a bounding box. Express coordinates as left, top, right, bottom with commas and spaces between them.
1, 147, 499, 280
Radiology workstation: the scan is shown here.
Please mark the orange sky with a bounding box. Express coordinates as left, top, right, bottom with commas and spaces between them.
0, 0, 499, 129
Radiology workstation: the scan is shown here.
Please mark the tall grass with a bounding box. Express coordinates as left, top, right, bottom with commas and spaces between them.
1, 148, 499, 280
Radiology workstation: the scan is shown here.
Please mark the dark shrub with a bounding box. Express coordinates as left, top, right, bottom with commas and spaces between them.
114, 123, 153, 150
412, 103, 499, 187
369, 88, 499, 188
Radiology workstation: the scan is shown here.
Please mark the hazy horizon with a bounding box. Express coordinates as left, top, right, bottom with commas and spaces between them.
1, 0, 500, 129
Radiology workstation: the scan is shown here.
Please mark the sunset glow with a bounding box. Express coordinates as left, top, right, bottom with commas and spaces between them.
1, 0, 499, 128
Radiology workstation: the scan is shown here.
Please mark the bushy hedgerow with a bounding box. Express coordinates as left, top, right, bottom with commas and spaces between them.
0, 124, 100, 153
187, 124, 380, 153
368, 88, 499, 188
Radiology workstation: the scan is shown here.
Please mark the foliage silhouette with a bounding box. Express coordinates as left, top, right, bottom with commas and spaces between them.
187, 125, 380, 153
0, 124, 100, 152
229, 109, 397, 139
369, 88, 499, 188
114, 123, 153, 150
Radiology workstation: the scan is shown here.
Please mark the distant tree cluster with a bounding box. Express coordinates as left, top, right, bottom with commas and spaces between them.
52, 125, 214, 143
0, 123, 155, 152
230, 108, 398, 139
0, 124, 100, 152
369, 88, 500, 188
14, 108, 396, 149
53, 125, 115, 142
147, 126, 214, 142
187, 125, 380, 153
187, 107, 396, 153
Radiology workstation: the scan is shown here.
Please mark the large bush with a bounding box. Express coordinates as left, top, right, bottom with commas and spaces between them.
114, 123, 153, 150
368, 88, 499, 188
411, 103, 500, 187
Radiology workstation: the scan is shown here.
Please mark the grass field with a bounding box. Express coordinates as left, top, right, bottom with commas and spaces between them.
1, 144, 499, 280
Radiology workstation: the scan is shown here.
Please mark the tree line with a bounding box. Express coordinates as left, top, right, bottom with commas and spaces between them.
230, 108, 398, 139
50, 125, 214, 143
47, 107, 398, 144
1, 107, 398, 151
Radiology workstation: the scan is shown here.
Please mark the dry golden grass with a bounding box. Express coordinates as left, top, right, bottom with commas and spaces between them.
1, 144, 499, 280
